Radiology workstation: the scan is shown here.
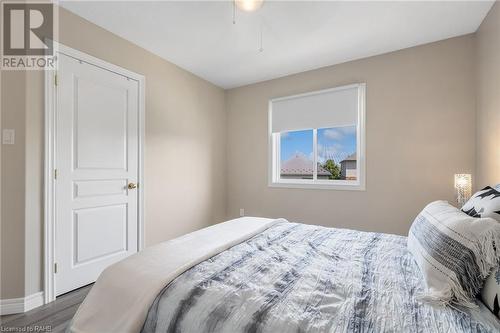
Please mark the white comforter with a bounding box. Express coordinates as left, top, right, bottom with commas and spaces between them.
69, 217, 280, 333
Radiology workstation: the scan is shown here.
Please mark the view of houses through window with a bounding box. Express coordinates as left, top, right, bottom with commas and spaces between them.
280, 126, 357, 181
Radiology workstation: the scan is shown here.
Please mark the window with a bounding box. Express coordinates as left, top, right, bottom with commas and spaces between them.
280, 129, 313, 180
269, 84, 365, 190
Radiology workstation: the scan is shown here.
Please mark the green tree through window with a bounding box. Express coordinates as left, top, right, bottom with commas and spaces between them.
322, 159, 341, 180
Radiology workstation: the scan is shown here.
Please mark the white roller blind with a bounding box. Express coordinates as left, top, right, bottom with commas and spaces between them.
271, 85, 360, 133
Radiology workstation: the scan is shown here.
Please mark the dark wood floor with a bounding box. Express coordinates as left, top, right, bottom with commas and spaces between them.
0, 284, 92, 332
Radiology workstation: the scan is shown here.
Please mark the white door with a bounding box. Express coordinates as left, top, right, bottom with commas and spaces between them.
55, 53, 140, 296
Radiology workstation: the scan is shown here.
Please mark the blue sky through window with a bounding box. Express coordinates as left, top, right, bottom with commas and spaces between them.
280, 130, 313, 162
317, 126, 356, 164
280, 126, 356, 164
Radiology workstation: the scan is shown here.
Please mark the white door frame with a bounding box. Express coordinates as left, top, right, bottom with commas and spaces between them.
44, 42, 145, 303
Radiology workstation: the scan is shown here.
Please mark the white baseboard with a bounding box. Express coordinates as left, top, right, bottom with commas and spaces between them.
24, 292, 44, 312
0, 297, 24, 315
0, 292, 44, 315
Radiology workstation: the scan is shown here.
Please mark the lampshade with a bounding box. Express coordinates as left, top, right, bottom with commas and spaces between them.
454, 174, 472, 206
235, 0, 264, 12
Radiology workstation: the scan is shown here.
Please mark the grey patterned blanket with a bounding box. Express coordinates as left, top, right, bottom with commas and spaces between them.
141, 222, 500, 333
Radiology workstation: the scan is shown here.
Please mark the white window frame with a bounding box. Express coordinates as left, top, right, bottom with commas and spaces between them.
268, 83, 366, 191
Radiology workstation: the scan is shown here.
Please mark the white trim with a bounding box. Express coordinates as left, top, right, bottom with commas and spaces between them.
0, 297, 24, 315
44, 42, 146, 304
313, 128, 318, 181
267, 105, 274, 186
24, 292, 45, 312
269, 182, 365, 191
44, 55, 56, 304
0, 292, 44, 315
357, 83, 367, 191
268, 83, 366, 191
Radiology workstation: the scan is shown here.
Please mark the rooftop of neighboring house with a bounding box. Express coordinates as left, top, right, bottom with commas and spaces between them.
281, 154, 331, 176
340, 153, 357, 163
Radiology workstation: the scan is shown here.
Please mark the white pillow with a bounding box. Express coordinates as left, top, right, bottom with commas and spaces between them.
408, 201, 500, 307
479, 183, 500, 318
461, 186, 500, 222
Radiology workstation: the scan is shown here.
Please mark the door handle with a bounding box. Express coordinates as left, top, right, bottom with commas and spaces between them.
128, 183, 137, 190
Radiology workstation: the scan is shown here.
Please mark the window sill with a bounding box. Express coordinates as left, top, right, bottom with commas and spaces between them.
268, 181, 365, 191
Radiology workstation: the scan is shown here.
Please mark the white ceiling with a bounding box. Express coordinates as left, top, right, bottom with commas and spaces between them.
60, 1, 494, 89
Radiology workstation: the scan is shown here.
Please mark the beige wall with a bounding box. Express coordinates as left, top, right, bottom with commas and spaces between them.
226, 35, 476, 236
476, 2, 500, 189
25, 71, 44, 296
1, 7, 227, 298
1, 71, 27, 299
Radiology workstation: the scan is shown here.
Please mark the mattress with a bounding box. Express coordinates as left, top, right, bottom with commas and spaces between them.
141, 221, 500, 333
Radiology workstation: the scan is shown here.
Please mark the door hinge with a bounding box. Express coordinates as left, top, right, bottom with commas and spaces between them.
54, 169, 57, 179
54, 263, 58, 274
54, 73, 58, 86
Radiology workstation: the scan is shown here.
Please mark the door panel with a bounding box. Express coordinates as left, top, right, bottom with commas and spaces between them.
73, 204, 127, 264
55, 53, 139, 296
74, 77, 128, 170
73, 180, 128, 199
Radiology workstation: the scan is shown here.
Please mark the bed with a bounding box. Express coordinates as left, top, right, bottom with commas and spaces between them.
69, 217, 500, 333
